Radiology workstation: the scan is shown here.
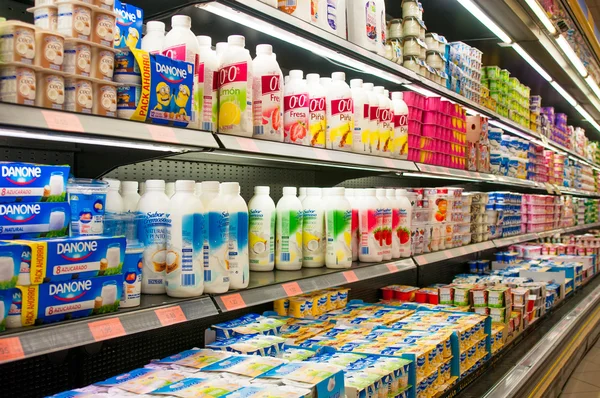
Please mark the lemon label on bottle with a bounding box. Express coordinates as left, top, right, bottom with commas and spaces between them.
277, 210, 302, 264
309, 96, 326, 148
328, 98, 354, 150
219, 62, 251, 134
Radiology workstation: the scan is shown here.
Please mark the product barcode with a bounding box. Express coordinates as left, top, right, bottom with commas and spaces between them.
182, 274, 195, 286
204, 270, 211, 282
281, 252, 290, 262
361, 247, 369, 255
269, 253, 274, 262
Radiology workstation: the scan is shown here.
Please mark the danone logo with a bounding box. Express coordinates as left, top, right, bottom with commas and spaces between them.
309, 97, 326, 112
115, 7, 137, 24
49, 279, 92, 300
331, 98, 353, 116
0, 203, 40, 222
2, 165, 41, 184
219, 62, 248, 86
155, 62, 187, 83
57, 240, 98, 261
261, 75, 280, 95
284, 93, 308, 110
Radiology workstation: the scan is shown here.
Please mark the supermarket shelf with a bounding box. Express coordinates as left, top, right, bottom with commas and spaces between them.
213, 258, 416, 312
413, 241, 495, 266
493, 233, 539, 247
0, 295, 218, 365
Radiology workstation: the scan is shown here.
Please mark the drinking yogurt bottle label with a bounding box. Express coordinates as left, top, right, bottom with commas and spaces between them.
284, 93, 309, 145
351, 207, 359, 260
277, 210, 302, 264
207, 210, 230, 287
166, 213, 203, 291
308, 96, 326, 147
380, 108, 393, 154
393, 113, 408, 157
140, 212, 171, 290
395, 208, 411, 256
365, 1, 377, 41
219, 62, 251, 134
359, 209, 383, 256
326, 209, 352, 264
378, 206, 392, 254
328, 98, 353, 150
253, 74, 282, 139
228, 211, 249, 287
302, 209, 325, 263
369, 104, 380, 152
196, 62, 217, 131
249, 209, 275, 266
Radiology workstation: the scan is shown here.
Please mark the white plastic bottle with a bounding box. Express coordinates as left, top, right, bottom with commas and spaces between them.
375, 0, 386, 56
298, 187, 307, 202
396, 189, 413, 258
318, 0, 347, 38
326, 72, 353, 152
248, 186, 276, 271
104, 178, 124, 213
121, 181, 140, 212
141, 21, 165, 54
320, 77, 332, 90
205, 184, 230, 293
162, 15, 201, 129
137, 180, 171, 294
283, 70, 310, 145
384, 89, 394, 155
200, 181, 219, 208
196, 36, 219, 132
306, 73, 326, 148
166, 180, 204, 297
374, 86, 391, 156
324, 187, 353, 268
349, 79, 369, 153
166, 182, 176, 198
346, 188, 359, 262
215, 42, 228, 67
278, 1, 311, 22
252, 44, 283, 142
302, 188, 325, 268
195, 183, 203, 197
358, 188, 383, 262
139, 182, 146, 196
222, 182, 249, 289
363, 83, 379, 155
276, 187, 303, 270
347, 0, 378, 52
219, 35, 253, 136
386, 188, 400, 259
376, 188, 392, 260
391, 92, 409, 159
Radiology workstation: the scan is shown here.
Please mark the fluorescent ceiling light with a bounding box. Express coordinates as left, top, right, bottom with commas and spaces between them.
524, 0, 557, 34
585, 76, 600, 100
556, 35, 588, 77
455, 0, 512, 44
550, 81, 577, 106
512, 44, 552, 81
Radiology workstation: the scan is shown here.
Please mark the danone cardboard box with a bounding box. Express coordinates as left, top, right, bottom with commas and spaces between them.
0, 163, 70, 203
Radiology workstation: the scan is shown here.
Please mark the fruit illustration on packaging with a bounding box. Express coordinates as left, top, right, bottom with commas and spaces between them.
303, 230, 320, 251
279, 0, 297, 14
290, 121, 307, 142
249, 232, 267, 254
397, 227, 410, 244
219, 101, 241, 127
310, 119, 326, 146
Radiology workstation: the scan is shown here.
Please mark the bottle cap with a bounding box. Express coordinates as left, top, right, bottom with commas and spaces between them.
121, 181, 138, 192
350, 79, 363, 88
364, 188, 376, 196
299, 187, 307, 196
376, 188, 387, 196
307, 187, 322, 196
228, 35, 245, 47
216, 42, 228, 56
195, 183, 203, 194
320, 77, 332, 87
255, 186, 270, 194
196, 35, 212, 47
332, 72, 345, 81
175, 180, 195, 191
362, 82, 374, 90
306, 73, 320, 83
330, 187, 345, 196
386, 188, 396, 197
201, 181, 220, 192
147, 21, 165, 33
283, 186, 297, 196
104, 178, 120, 191
171, 15, 191, 29
289, 70, 303, 79
392, 92, 404, 100
221, 182, 240, 194
145, 180, 165, 190
374, 86, 384, 94
256, 44, 272, 55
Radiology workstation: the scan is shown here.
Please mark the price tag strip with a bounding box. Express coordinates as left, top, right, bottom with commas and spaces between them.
0, 337, 24, 363
155, 306, 187, 326
88, 318, 126, 342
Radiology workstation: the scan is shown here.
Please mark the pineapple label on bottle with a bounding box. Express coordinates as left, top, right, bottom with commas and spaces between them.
393, 112, 408, 158
326, 209, 352, 266
309, 95, 326, 148
329, 98, 354, 150
197, 62, 217, 131
253, 74, 283, 139
276, 210, 303, 265
380, 107, 392, 155
284, 93, 310, 145
219, 62, 251, 133
370, 102, 380, 153
302, 208, 325, 265
249, 208, 275, 267
358, 102, 371, 152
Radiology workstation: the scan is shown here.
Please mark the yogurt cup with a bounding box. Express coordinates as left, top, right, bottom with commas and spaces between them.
35, 69, 66, 109
403, 37, 421, 57
91, 8, 117, 47
63, 38, 91, 75
114, 48, 141, 83
93, 78, 117, 117
402, 17, 421, 37
57, 0, 93, 40
0, 21, 36, 64
0, 63, 38, 105
27, 5, 58, 31
93, 0, 114, 11
91, 45, 116, 80
67, 178, 108, 236
34, 30, 64, 71
65, 76, 93, 113
116, 84, 141, 119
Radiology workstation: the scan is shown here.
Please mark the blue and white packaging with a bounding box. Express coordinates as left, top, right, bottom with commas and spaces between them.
114, 0, 143, 49
257, 362, 345, 398
6, 288, 22, 328
0, 243, 25, 289
0, 288, 12, 331
19, 274, 123, 325
67, 179, 108, 236
0, 202, 70, 239
0, 163, 69, 203
206, 334, 285, 356
212, 313, 286, 340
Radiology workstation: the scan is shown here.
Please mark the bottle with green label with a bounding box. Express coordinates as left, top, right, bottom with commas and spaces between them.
324, 187, 353, 269
248, 186, 276, 272
276, 187, 303, 270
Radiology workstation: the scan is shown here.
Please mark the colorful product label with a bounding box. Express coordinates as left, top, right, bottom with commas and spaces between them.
380, 107, 393, 154
284, 93, 309, 145
197, 62, 217, 132
114, 50, 139, 77
353, 102, 370, 152
277, 210, 302, 265
302, 208, 325, 264
121, 248, 142, 306
253, 74, 283, 140
326, 209, 352, 265
114, 0, 143, 49
207, 210, 230, 287
249, 209, 275, 267
166, 213, 204, 291
139, 211, 171, 289
0, 202, 70, 239
393, 112, 408, 158
358, 208, 382, 256
378, 206, 392, 254
308, 96, 326, 148
0, 163, 69, 203
228, 211, 249, 286
369, 104, 380, 153
219, 61, 252, 134
98, 369, 186, 395
328, 98, 353, 150
351, 208, 359, 260
396, 208, 411, 257
365, 1, 377, 42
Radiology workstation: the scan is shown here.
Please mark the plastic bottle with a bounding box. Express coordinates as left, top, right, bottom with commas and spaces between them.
162, 15, 201, 129
215, 42, 228, 67
318, 0, 347, 38
218, 35, 253, 136
302, 188, 325, 268
298, 187, 307, 202
278, 1, 310, 22
375, 0, 386, 56
121, 181, 140, 212
375, 86, 391, 156
205, 183, 230, 293
349, 79, 369, 153
347, 0, 378, 52
104, 178, 124, 213
386, 188, 400, 259
137, 180, 171, 294
139, 182, 146, 196
166, 180, 204, 297
391, 92, 409, 159
324, 187, 352, 268
141, 21, 165, 54
248, 186, 276, 271
199, 181, 219, 208
345, 188, 359, 262
166, 182, 175, 198
258, 0, 278, 6
363, 83, 379, 155
195, 36, 219, 132
358, 188, 383, 262
396, 189, 413, 258
384, 89, 394, 155
306, 73, 326, 148
220, 182, 249, 289
376, 188, 392, 260
326, 72, 353, 151
283, 70, 310, 145
275, 187, 303, 270
195, 183, 203, 197
252, 44, 283, 142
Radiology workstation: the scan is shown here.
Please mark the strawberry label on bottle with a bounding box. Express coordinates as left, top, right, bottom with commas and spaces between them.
328, 98, 353, 150
393, 112, 408, 158
219, 61, 251, 134
379, 206, 392, 256
253, 74, 283, 140
309, 96, 326, 148
380, 107, 392, 154
284, 93, 309, 145
358, 208, 383, 256
197, 62, 217, 132
369, 104, 380, 153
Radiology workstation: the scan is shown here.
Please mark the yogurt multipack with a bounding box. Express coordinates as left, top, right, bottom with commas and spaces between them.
0, 242, 27, 289
18, 273, 123, 325
0, 162, 69, 203
255, 362, 345, 398
212, 313, 287, 340
207, 334, 286, 357
0, 201, 70, 239
114, 0, 143, 50
0, 289, 13, 331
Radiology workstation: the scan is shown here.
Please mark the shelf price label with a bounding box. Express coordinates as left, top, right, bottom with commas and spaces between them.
313, 148, 331, 161
155, 306, 186, 326
221, 293, 246, 311
42, 110, 84, 133
88, 318, 126, 342
343, 271, 359, 283
282, 282, 302, 297
386, 263, 399, 273
147, 125, 179, 144
0, 337, 24, 363
236, 137, 260, 152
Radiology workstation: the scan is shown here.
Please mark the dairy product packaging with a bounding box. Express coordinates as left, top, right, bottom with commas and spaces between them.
212, 313, 287, 340
207, 334, 286, 356
255, 362, 345, 398
96, 368, 188, 395
0, 162, 69, 203
0, 201, 70, 239
0, 289, 12, 331
3, 235, 125, 285
151, 377, 247, 397
201, 354, 286, 378
113, 0, 143, 49
156, 348, 232, 369
0, 242, 27, 289
67, 178, 107, 236
18, 273, 123, 325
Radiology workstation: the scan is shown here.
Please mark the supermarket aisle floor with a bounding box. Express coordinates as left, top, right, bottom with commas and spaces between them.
560, 338, 600, 397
